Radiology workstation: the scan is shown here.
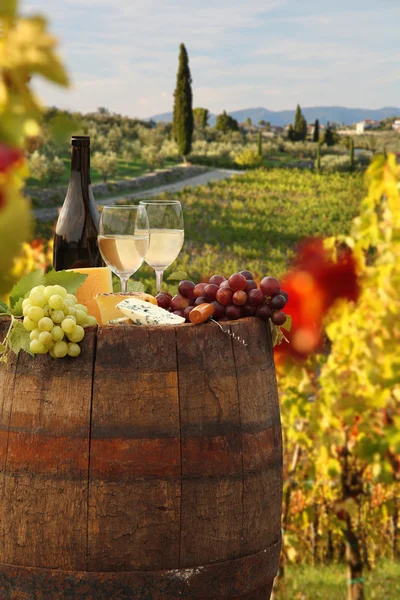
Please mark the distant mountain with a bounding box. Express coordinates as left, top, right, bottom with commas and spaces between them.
150, 106, 400, 127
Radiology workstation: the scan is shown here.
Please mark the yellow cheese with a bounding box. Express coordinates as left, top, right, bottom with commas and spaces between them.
68, 267, 113, 322
95, 292, 157, 324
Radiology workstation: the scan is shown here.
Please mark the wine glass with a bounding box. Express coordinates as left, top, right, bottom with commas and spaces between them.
98, 205, 149, 293
139, 200, 184, 294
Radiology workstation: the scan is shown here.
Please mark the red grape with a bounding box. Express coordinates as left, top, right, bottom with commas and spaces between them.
260, 277, 280, 297
257, 305, 273, 320
270, 294, 287, 310
209, 275, 226, 286
226, 305, 242, 320
228, 273, 247, 291
247, 289, 264, 306
281, 291, 289, 302
219, 280, 231, 289
156, 292, 172, 309
216, 287, 233, 306
242, 304, 257, 317
193, 283, 208, 298
204, 284, 219, 301
184, 306, 194, 320
239, 270, 254, 280
271, 311, 287, 326
170, 294, 189, 311
245, 279, 258, 293
232, 290, 247, 306
194, 296, 209, 306
178, 280, 195, 298
211, 301, 225, 320
173, 310, 185, 318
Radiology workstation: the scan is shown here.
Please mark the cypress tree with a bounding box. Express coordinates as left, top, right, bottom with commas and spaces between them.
313, 119, 320, 143
294, 104, 307, 141
350, 138, 355, 171
287, 124, 295, 141
324, 123, 335, 147
173, 43, 193, 162
257, 131, 262, 157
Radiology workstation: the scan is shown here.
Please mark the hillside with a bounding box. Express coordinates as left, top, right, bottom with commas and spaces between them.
151, 106, 400, 127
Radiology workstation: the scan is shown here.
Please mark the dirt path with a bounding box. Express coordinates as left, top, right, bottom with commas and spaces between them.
34, 168, 242, 222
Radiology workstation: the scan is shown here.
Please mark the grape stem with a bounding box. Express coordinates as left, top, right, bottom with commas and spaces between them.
0, 315, 16, 364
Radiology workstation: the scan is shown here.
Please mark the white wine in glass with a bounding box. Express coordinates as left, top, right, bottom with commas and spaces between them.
139, 200, 184, 293
98, 206, 149, 293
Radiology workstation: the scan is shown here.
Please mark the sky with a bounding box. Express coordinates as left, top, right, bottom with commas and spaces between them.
26, 0, 400, 119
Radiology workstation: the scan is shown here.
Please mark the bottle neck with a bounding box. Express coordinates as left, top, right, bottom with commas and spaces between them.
70, 145, 91, 184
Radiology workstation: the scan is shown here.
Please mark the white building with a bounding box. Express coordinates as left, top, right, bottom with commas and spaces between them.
356, 120, 379, 134
392, 120, 400, 132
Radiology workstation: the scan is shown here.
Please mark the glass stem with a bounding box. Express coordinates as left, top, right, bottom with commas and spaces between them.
155, 270, 164, 294
120, 277, 129, 293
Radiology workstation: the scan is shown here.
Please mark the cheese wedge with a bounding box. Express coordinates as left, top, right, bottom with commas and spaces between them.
109, 317, 132, 325
67, 267, 113, 322
95, 292, 157, 324
117, 298, 185, 326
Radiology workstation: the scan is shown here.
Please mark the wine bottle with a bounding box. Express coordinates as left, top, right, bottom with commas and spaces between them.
53, 136, 104, 270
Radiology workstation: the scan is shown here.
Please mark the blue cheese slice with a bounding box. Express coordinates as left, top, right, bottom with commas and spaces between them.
116, 297, 185, 326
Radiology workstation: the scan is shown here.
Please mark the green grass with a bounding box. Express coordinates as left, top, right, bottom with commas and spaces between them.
34, 167, 366, 296
126, 167, 365, 293
277, 561, 400, 599
26, 157, 178, 188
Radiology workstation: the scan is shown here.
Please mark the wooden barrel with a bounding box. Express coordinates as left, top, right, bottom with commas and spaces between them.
0, 316, 282, 600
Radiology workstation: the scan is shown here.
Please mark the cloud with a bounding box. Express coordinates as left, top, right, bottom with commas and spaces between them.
28, 0, 400, 117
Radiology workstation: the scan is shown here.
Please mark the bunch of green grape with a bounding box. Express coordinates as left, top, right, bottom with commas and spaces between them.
22, 285, 97, 358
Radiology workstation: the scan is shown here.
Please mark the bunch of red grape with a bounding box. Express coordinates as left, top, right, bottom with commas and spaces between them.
156, 271, 288, 326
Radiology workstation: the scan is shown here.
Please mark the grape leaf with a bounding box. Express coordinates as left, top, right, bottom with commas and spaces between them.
270, 322, 289, 347
11, 298, 24, 317
8, 322, 33, 356
9, 270, 44, 308
42, 270, 88, 293
127, 280, 145, 293
167, 271, 187, 281
0, 343, 6, 355
282, 315, 292, 332
0, 300, 10, 315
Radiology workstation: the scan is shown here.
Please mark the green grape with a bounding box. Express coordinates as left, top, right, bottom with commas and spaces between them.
48, 295, 64, 310
65, 293, 78, 303
51, 326, 64, 342
43, 305, 50, 317
63, 299, 74, 308
52, 285, 67, 299
53, 340, 68, 358
74, 304, 88, 314
30, 328, 40, 341
66, 306, 77, 317
49, 347, 57, 358
43, 286, 55, 301
38, 317, 54, 332
31, 285, 45, 295
67, 343, 81, 357
39, 331, 54, 347
30, 339, 47, 354
86, 315, 98, 326
67, 324, 85, 343
23, 317, 38, 332
27, 306, 45, 322
61, 318, 76, 334
51, 310, 65, 324
22, 298, 31, 309
75, 309, 88, 325
29, 291, 46, 308
23, 304, 31, 317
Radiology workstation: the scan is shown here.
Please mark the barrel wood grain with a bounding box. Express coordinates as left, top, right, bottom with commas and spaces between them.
229, 319, 283, 557
1, 325, 96, 570
177, 322, 243, 568
88, 325, 181, 571
0, 316, 282, 599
